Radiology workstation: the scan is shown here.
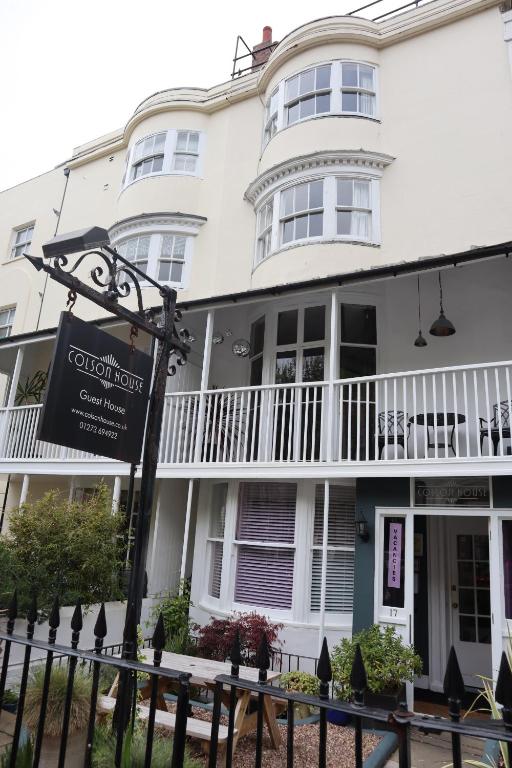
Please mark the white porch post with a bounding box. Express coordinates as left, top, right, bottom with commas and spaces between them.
179, 479, 195, 590
68, 476, 76, 503
0, 346, 24, 455
327, 290, 338, 462
112, 476, 122, 514
19, 474, 30, 506
193, 310, 214, 463
318, 479, 330, 656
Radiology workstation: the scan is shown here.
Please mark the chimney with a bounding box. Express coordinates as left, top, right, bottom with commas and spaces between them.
251, 26, 275, 71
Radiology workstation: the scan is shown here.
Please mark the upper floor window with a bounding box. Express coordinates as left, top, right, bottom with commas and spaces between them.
341, 62, 375, 116
285, 65, 331, 126
253, 173, 379, 261
173, 131, 200, 172
131, 133, 166, 180
256, 199, 274, 264
0, 307, 15, 338
115, 232, 191, 288
11, 224, 34, 260
281, 180, 323, 244
263, 88, 279, 145
262, 60, 377, 146
124, 129, 205, 187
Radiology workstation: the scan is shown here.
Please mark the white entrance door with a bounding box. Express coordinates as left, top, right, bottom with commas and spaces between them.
374, 509, 414, 707
489, 513, 512, 684
448, 517, 492, 688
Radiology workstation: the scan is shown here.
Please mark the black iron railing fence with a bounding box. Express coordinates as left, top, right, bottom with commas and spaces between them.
1, 595, 511, 768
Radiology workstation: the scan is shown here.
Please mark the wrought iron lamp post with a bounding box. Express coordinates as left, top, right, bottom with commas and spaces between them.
25, 226, 190, 634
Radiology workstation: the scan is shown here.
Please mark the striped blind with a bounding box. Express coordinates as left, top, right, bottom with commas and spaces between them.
237, 482, 296, 543
234, 482, 297, 610
313, 485, 356, 546
207, 483, 228, 599
311, 484, 356, 613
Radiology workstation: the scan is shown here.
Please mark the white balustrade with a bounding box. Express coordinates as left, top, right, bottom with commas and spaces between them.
1, 360, 512, 466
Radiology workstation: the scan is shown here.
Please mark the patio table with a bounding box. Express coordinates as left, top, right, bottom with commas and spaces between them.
409, 412, 466, 456
107, 648, 282, 753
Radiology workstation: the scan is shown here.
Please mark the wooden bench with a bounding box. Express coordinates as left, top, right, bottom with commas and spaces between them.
97, 695, 235, 754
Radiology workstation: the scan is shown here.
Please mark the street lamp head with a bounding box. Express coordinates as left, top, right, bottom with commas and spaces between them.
42, 226, 110, 259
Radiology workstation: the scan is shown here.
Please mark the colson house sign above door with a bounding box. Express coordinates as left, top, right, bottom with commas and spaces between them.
38, 313, 153, 463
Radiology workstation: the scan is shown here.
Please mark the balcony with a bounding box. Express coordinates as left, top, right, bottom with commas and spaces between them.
2, 359, 510, 477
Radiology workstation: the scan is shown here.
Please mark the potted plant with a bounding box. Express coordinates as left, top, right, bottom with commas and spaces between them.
24, 665, 92, 765
1, 688, 18, 713
331, 625, 422, 711
280, 671, 320, 720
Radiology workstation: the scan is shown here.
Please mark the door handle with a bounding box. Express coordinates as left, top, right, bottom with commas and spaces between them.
452, 602, 458, 609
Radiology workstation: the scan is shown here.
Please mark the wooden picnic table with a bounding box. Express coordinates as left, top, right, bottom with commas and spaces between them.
106, 648, 282, 756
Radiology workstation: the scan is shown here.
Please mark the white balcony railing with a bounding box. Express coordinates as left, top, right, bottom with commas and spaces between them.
1, 360, 512, 466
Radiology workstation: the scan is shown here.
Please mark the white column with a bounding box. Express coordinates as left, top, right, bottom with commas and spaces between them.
19, 474, 30, 506
193, 310, 214, 463
68, 476, 76, 503
326, 290, 338, 462
318, 479, 330, 656
179, 480, 195, 588
0, 346, 24, 455
112, 476, 122, 514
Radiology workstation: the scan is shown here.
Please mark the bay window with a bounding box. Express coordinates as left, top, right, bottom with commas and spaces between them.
124, 129, 204, 187
262, 60, 378, 146
310, 484, 356, 613
253, 171, 380, 261
234, 482, 297, 610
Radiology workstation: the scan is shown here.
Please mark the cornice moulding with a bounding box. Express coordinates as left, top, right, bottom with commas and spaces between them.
109, 212, 207, 241
244, 150, 395, 205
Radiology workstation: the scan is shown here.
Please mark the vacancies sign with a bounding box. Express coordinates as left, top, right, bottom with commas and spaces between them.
38, 313, 152, 463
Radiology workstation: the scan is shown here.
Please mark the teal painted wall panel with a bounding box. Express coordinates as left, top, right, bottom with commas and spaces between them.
353, 478, 410, 633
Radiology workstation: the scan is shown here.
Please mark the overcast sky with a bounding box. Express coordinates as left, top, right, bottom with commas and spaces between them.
0, 0, 403, 192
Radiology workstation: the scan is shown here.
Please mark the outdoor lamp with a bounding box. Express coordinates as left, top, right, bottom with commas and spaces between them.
355, 513, 370, 542
41, 226, 110, 260
430, 271, 456, 337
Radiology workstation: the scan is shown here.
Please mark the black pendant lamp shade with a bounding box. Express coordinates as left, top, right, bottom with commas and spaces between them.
430, 271, 456, 337
414, 276, 427, 347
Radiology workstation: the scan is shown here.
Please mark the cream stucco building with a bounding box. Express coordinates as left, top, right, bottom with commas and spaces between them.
1, 0, 512, 699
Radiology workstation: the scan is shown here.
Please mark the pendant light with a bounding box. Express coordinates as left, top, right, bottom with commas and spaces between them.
414, 275, 427, 347
430, 271, 456, 337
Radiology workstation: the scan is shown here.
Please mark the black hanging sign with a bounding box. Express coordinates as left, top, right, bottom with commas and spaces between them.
38, 313, 152, 463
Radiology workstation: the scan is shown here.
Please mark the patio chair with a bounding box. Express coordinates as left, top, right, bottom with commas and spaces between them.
479, 400, 511, 455
376, 410, 409, 459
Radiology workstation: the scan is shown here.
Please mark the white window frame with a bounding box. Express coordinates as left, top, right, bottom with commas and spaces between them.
115, 232, 193, 289
263, 88, 279, 147
256, 198, 274, 264
10, 223, 35, 260
340, 61, 377, 118
262, 60, 378, 148
123, 129, 206, 189
0, 306, 15, 338
206, 483, 228, 601
280, 180, 324, 246
284, 64, 332, 128
173, 131, 200, 172
130, 132, 167, 181
336, 178, 372, 241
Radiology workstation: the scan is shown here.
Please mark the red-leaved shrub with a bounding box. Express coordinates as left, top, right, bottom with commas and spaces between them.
196, 611, 283, 666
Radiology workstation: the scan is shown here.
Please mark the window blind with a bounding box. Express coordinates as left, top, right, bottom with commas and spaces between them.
235, 546, 294, 609
208, 541, 223, 599
311, 484, 356, 612
237, 482, 296, 543
313, 485, 356, 547
234, 482, 297, 610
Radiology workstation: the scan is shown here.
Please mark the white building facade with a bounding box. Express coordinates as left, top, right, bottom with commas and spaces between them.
1, 0, 512, 695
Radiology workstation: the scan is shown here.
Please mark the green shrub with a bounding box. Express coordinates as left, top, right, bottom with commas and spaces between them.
0, 484, 125, 612
280, 671, 320, 696
24, 665, 92, 737
331, 625, 422, 698
0, 738, 34, 767
92, 723, 202, 768
150, 582, 196, 655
